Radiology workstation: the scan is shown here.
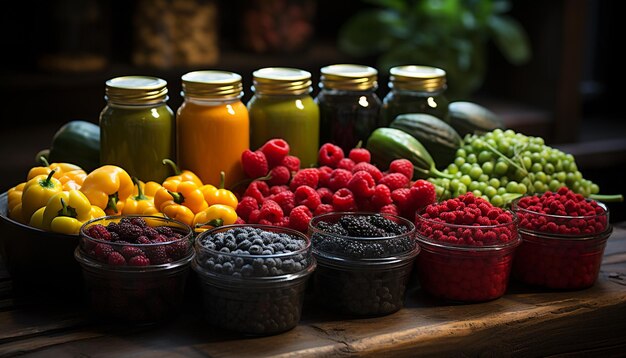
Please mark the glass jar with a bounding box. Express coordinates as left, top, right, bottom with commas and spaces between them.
100, 76, 175, 183
177, 70, 249, 188
247, 67, 320, 168
315, 64, 381, 153
379, 65, 450, 127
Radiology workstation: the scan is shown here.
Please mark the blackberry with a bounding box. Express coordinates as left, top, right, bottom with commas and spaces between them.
338, 216, 385, 238
317, 221, 348, 236
156, 226, 175, 237
129, 217, 148, 228
368, 215, 407, 235
117, 223, 144, 241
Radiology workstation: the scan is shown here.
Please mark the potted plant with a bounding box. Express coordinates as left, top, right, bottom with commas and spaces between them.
338, 0, 531, 99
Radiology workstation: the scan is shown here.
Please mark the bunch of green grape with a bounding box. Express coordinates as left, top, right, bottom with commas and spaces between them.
429, 129, 600, 207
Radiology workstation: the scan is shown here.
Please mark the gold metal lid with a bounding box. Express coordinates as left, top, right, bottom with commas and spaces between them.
181, 70, 243, 100
389, 65, 447, 92
320, 64, 378, 91
105, 76, 168, 105
252, 67, 312, 96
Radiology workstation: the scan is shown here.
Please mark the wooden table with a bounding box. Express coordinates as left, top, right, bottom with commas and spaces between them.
2, 224, 626, 357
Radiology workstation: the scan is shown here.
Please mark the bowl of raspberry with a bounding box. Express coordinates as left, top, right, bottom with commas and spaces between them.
193, 224, 315, 336
511, 187, 611, 290
415, 193, 520, 303
308, 212, 418, 317
75, 215, 194, 324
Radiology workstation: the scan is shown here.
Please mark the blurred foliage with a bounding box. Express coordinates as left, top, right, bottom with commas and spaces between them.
338, 0, 531, 99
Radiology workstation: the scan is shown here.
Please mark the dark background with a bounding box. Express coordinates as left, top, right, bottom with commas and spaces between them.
1, 0, 624, 221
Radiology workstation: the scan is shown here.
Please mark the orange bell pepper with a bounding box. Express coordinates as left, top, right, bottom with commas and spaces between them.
200, 171, 239, 208
80, 165, 133, 215
122, 177, 161, 216
162, 159, 203, 188
154, 181, 208, 226
27, 157, 86, 190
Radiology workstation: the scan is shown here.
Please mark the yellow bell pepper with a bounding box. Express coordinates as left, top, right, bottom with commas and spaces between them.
80, 165, 133, 215
193, 204, 237, 231
27, 157, 86, 190
7, 182, 25, 223
162, 159, 203, 188
90, 205, 106, 220
29, 206, 46, 229
201, 171, 239, 208
21, 170, 63, 223
42, 190, 92, 234
154, 181, 208, 226
122, 177, 161, 216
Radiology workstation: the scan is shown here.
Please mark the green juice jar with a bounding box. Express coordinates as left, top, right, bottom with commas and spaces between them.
100, 76, 175, 183
379, 65, 450, 127
248, 67, 320, 168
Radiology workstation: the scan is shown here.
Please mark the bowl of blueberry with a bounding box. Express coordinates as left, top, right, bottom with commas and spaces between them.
511, 187, 611, 290
193, 224, 315, 336
308, 212, 418, 317
75, 215, 194, 324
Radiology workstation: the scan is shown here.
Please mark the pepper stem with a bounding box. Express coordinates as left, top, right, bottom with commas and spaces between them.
39, 156, 50, 167
589, 194, 624, 202
41, 169, 57, 188
162, 159, 181, 175
355, 140, 363, 149
195, 218, 224, 228
132, 177, 148, 200
219, 171, 226, 189
107, 192, 119, 213
57, 198, 78, 218
167, 190, 185, 204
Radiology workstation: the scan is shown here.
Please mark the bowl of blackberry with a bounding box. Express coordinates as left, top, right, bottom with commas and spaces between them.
308, 212, 418, 317
75, 215, 194, 324
193, 224, 315, 336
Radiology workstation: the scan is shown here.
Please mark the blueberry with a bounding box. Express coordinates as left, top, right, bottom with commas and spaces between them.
249, 245, 263, 255
234, 257, 244, 268
220, 247, 230, 253
213, 263, 223, 273
236, 233, 248, 243
262, 250, 273, 255
223, 262, 234, 274
252, 258, 264, 268
252, 238, 264, 247
241, 264, 253, 277
237, 240, 251, 250
225, 240, 237, 251
266, 258, 276, 268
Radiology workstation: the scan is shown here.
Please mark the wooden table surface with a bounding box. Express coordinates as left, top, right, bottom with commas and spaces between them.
1, 224, 626, 358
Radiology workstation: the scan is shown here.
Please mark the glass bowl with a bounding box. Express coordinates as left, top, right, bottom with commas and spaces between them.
415, 211, 520, 302
75, 215, 194, 323
512, 198, 611, 289
193, 224, 315, 336
308, 212, 418, 317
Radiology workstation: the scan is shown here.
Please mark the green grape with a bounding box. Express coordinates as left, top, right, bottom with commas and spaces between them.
454, 157, 465, 167
472, 190, 482, 197
518, 183, 528, 194
482, 161, 494, 175
478, 174, 490, 183
534, 171, 547, 183
533, 181, 546, 193
467, 153, 478, 164
513, 168, 527, 182
469, 166, 482, 180
506, 181, 519, 193
556, 171, 567, 182
456, 183, 467, 195
548, 179, 561, 192
495, 161, 508, 175
484, 186, 497, 198
450, 179, 460, 191
478, 182, 488, 192
500, 176, 509, 186
497, 187, 507, 195
591, 183, 599, 194
531, 163, 542, 173
456, 148, 467, 158
522, 156, 532, 169
478, 151, 492, 163
469, 181, 480, 191
460, 163, 472, 174
447, 163, 459, 175
491, 195, 504, 207
544, 163, 555, 174
460, 175, 472, 186
489, 178, 501, 188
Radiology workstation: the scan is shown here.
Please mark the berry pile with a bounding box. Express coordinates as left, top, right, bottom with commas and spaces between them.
415, 194, 519, 302
82, 217, 191, 266
514, 187, 608, 235
416, 193, 517, 246
512, 187, 610, 289
310, 214, 414, 259
238, 140, 437, 233
196, 226, 310, 277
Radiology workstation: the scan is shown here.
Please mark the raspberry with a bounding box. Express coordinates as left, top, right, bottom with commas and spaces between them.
259, 199, 284, 224
294, 185, 322, 211
243, 180, 270, 204
107, 251, 127, 266
347, 171, 375, 198
117, 223, 144, 242
260, 139, 290, 168
389, 159, 414, 180
267, 165, 291, 186
332, 188, 357, 212
290, 168, 319, 191
248, 209, 261, 224
410, 180, 437, 210
314, 204, 334, 216
371, 184, 392, 208
241, 149, 269, 178
349, 147, 371, 164
317, 166, 333, 187
120, 245, 144, 260
318, 143, 344, 168
355, 197, 375, 212
289, 205, 313, 232
270, 190, 295, 216
128, 255, 151, 266
258, 219, 273, 226
328, 169, 353, 192
94, 243, 114, 262
236, 196, 259, 222
379, 204, 399, 216
352, 162, 383, 183
391, 188, 413, 217
379, 173, 410, 191
337, 158, 355, 171
269, 185, 290, 195
235, 217, 246, 225
87, 224, 111, 241
281, 155, 301, 172
129, 217, 148, 228
137, 236, 151, 244
165, 240, 190, 260
274, 216, 290, 227
316, 187, 334, 205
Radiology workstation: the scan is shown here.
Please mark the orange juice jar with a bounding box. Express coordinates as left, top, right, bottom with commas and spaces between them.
176, 71, 249, 188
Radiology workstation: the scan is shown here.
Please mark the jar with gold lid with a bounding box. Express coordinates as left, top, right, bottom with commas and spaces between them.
176, 70, 249, 188
315, 64, 381, 153
247, 67, 319, 168
100, 76, 175, 183
379, 65, 450, 127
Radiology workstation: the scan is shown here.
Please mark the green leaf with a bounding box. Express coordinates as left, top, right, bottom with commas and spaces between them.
364, 0, 407, 12
488, 15, 531, 64
419, 0, 462, 20
492, 0, 512, 14
338, 9, 405, 57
